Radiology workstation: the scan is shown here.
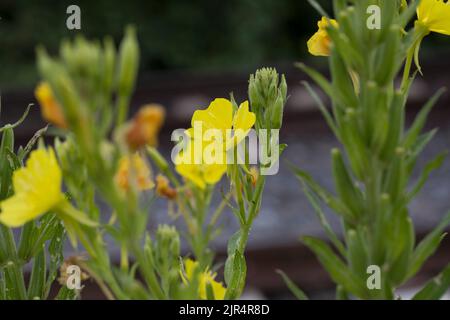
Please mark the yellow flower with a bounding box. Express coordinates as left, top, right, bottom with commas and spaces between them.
181, 259, 226, 300
175, 98, 255, 189
417, 0, 450, 36
125, 104, 165, 150
115, 153, 154, 191
0, 148, 65, 227
307, 17, 338, 57
175, 150, 227, 189
35, 82, 68, 129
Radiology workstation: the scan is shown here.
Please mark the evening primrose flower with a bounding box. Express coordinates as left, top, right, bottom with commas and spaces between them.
0, 148, 65, 227
181, 259, 226, 300
175, 98, 255, 189
115, 153, 154, 191
417, 0, 450, 36
307, 17, 338, 57
35, 82, 67, 128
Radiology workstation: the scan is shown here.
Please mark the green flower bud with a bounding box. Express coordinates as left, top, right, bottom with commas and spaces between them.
117, 26, 139, 97
103, 36, 116, 94
155, 225, 181, 266
248, 68, 287, 130
270, 93, 285, 130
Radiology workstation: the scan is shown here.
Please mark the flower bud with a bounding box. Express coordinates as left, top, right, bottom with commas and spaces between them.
118, 26, 139, 97
248, 68, 287, 129
156, 224, 180, 263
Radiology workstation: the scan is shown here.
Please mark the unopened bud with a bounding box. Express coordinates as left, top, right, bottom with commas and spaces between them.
118, 26, 139, 96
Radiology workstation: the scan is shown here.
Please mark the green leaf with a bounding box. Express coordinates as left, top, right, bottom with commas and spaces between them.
302, 236, 368, 298
224, 250, 246, 300
292, 166, 354, 221
303, 186, 346, 257
58, 201, 98, 228
403, 88, 446, 149
44, 219, 66, 298
27, 249, 47, 299
412, 264, 450, 300
0, 127, 14, 200
227, 231, 242, 256
388, 216, 414, 285
307, 0, 330, 18
296, 63, 334, 100
381, 91, 405, 161
17, 221, 36, 261
55, 286, 79, 300
397, 0, 419, 29
407, 211, 450, 280
407, 151, 447, 202
302, 81, 340, 139
205, 282, 216, 300
276, 270, 308, 300
347, 229, 368, 278
0, 104, 33, 133
331, 149, 363, 219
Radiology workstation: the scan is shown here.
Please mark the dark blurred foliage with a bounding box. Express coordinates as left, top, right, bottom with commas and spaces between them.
0, 0, 448, 90
0, 0, 332, 89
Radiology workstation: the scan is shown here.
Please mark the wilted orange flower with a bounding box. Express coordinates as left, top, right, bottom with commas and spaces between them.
249, 166, 259, 187
156, 174, 177, 200
126, 104, 165, 150
35, 82, 67, 128
115, 153, 154, 191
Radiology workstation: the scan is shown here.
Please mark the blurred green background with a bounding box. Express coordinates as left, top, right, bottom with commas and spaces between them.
1, 0, 449, 90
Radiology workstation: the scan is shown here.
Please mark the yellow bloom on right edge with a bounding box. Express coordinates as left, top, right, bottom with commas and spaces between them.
307, 17, 338, 57
417, 0, 450, 36
181, 259, 226, 300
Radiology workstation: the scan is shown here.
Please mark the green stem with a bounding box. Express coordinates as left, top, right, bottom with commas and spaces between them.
237, 176, 266, 254
116, 94, 130, 127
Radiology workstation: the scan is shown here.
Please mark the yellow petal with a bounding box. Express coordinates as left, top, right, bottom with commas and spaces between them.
0, 194, 42, 227
307, 17, 338, 57
191, 98, 233, 131
184, 259, 197, 280
209, 278, 226, 300
233, 101, 256, 132
203, 164, 227, 185
181, 259, 226, 300
0, 148, 64, 227
175, 162, 207, 189
417, 0, 450, 36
